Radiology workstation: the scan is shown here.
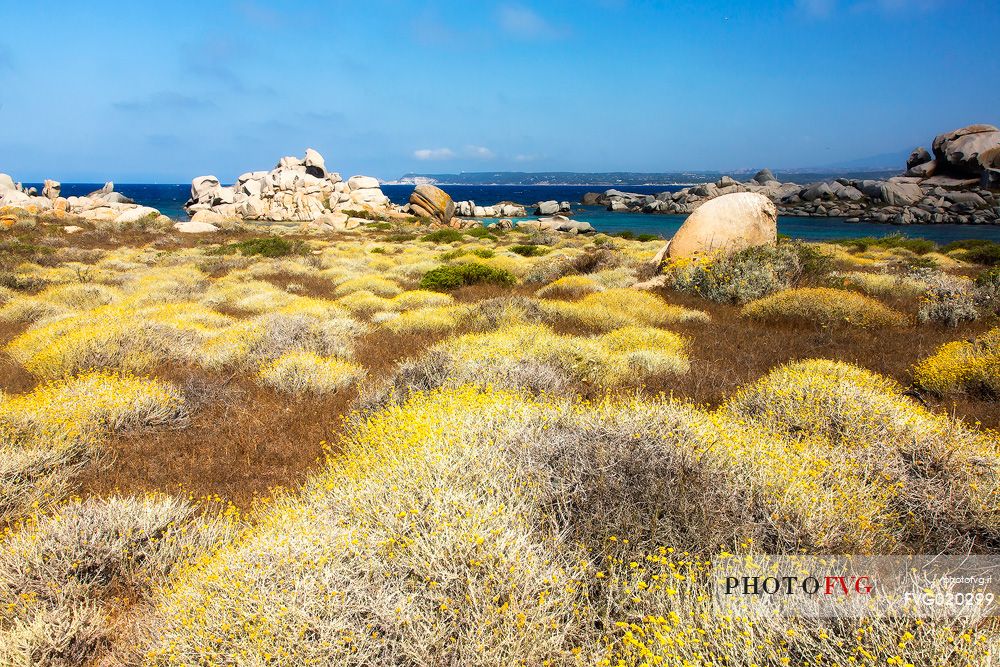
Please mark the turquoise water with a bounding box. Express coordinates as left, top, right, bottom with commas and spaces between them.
29, 183, 1000, 244
537, 206, 1000, 243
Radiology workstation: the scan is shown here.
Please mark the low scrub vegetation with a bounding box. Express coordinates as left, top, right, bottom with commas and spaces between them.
741, 286, 908, 328
0, 220, 997, 665
146, 370, 999, 664
418, 262, 517, 290
664, 241, 831, 304
257, 350, 366, 394
209, 236, 307, 258
914, 326, 1000, 397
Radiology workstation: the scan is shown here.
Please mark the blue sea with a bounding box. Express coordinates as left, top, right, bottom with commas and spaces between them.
28, 183, 1000, 244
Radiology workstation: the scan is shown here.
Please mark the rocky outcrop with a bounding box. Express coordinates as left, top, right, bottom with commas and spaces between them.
453, 200, 527, 218
933, 124, 1000, 183
580, 125, 1000, 225
0, 173, 166, 226
665, 193, 777, 259
185, 149, 393, 223
408, 184, 455, 225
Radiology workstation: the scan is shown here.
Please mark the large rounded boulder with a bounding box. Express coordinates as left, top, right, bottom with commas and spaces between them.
932, 124, 1000, 178
409, 184, 455, 224
666, 192, 777, 259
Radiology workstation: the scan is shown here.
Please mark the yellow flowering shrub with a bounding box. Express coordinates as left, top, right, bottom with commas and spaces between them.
332, 275, 402, 298
0, 494, 236, 666
741, 287, 907, 328
334, 289, 392, 314
145, 385, 998, 666
6, 304, 172, 378
723, 359, 1000, 550
196, 306, 366, 370
257, 351, 366, 394
201, 278, 296, 314
535, 274, 603, 298
832, 271, 929, 298
0, 372, 187, 523
913, 326, 1000, 396
378, 304, 472, 334
379, 323, 690, 395
541, 288, 709, 331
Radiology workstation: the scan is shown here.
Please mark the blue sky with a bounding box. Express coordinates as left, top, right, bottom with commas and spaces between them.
0, 0, 997, 182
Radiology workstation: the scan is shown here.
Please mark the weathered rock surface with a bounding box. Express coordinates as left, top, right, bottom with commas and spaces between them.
408, 184, 455, 225
666, 193, 777, 259
907, 147, 932, 171
42, 179, 61, 200
933, 124, 1000, 180
174, 220, 219, 234
185, 149, 392, 223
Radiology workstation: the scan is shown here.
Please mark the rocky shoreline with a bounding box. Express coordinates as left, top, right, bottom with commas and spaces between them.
585, 124, 1000, 225
3, 124, 998, 235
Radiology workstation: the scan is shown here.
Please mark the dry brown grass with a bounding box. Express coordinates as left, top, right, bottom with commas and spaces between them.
645, 288, 1000, 428
74, 368, 355, 508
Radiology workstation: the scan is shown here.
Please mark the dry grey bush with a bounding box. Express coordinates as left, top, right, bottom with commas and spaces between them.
723, 360, 1000, 552
0, 447, 87, 526
358, 351, 573, 412
0, 495, 235, 667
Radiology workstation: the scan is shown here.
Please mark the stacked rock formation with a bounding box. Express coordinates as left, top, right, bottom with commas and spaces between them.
185, 149, 393, 223
407, 184, 455, 225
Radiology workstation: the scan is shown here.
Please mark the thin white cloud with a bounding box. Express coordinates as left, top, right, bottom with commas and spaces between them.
413, 147, 456, 160
465, 145, 496, 159
497, 4, 568, 39
514, 153, 538, 162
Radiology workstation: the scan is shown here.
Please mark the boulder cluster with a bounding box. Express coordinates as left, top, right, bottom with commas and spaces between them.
534, 200, 572, 216
184, 149, 393, 226
588, 124, 1000, 225
516, 215, 595, 234
453, 200, 527, 218
0, 174, 167, 227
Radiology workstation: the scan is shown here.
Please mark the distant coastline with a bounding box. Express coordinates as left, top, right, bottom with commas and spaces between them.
385, 169, 900, 187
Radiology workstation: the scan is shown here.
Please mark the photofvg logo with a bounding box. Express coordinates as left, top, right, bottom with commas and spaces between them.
712, 555, 999, 619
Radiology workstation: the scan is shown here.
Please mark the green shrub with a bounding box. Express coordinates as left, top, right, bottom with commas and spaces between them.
976, 266, 1000, 288
367, 222, 393, 231
832, 234, 937, 255
369, 247, 388, 254
612, 231, 659, 242
963, 244, 1000, 266
419, 263, 517, 291
472, 248, 495, 258
509, 244, 549, 257
438, 248, 467, 261
464, 227, 495, 239
385, 233, 416, 242
421, 229, 465, 244
209, 236, 306, 258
